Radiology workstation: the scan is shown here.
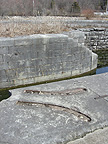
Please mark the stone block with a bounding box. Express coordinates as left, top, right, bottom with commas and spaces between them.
16, 68, 28, 79
0, 62, 9, 70
0, 55, 3, 62
27, 69, 37, 78
0, 38, 14, 47
8, 60, 20, 69
81, 51, 86, 60
92, 53, 98, 69
72, 68, 80, 76
14, 79, 24, 86
52, 50, 63, 58
46, 58, 54, 65
0, 70, 8, 82
32, 36, 44, 45
71, 46, 79, 54
23, 77, 35, 85
8, 45, 26, 55
48, 34, 68, 44
78, 37, 85, 43
6, 69, 17, 80
48, 43, 63, 51
14, 36, 33, 46
34, 75, 51, 83
68, 38, 78, 48
69, 30, 85, 40
0, 47, 8, 55
46, 50, 53, 58
0, 81, 14, 88
66, 55, 72, 62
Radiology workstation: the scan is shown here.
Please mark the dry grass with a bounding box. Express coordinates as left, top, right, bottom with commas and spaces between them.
0, 16, 86, 37
0, 21, 70, 37
0, 16, 108, 37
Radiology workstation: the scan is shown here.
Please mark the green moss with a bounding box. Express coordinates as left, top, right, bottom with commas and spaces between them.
93, 49, 108, 68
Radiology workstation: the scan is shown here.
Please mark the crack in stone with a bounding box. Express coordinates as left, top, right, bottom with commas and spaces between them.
17, 100, 91, 122
86, 87, 108, 103
23, 87, 87, 96
94, 95, 108, 100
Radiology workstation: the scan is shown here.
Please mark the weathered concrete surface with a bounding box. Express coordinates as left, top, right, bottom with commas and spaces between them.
67, 127, 108, 144
0, 73, 108, 144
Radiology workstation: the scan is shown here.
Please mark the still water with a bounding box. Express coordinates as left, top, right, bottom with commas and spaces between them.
96, 66, 108, 74
0, 90, 11, 101
0, 66, 108, 102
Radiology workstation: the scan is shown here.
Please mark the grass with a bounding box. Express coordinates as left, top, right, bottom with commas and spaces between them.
0, 16, 108, 37
0, 19, 70, 37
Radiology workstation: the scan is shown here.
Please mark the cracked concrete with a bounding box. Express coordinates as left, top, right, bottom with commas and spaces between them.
0, 73, 108, 144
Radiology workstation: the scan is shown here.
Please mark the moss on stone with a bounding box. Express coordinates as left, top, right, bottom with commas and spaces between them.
93, 49, 108, 68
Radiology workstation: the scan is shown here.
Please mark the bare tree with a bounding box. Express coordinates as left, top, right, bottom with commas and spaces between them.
0, 0, 107, 16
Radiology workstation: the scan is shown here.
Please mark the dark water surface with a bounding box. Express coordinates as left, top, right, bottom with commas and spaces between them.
0, 90, 11, 101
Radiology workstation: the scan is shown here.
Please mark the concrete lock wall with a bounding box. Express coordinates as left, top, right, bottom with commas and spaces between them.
78, 28, 108, 50
0, 33, 97, 89
66, 20, 108, 28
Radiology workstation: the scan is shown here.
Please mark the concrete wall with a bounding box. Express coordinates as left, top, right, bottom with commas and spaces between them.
66, 20, 108, 28
0, 33, 97, 89
1, 17, 107, 28
79, 28, 108, 50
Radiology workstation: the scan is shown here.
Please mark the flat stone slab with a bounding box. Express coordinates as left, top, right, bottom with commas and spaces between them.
0, 73, 108, 144
67, 127, 108, 144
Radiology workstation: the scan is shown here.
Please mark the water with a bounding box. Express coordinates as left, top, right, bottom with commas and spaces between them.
0, 90, 11, 102
96, 66, 108, 74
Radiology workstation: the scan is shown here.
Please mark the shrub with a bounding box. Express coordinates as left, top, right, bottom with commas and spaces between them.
81, 9, 94, 19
